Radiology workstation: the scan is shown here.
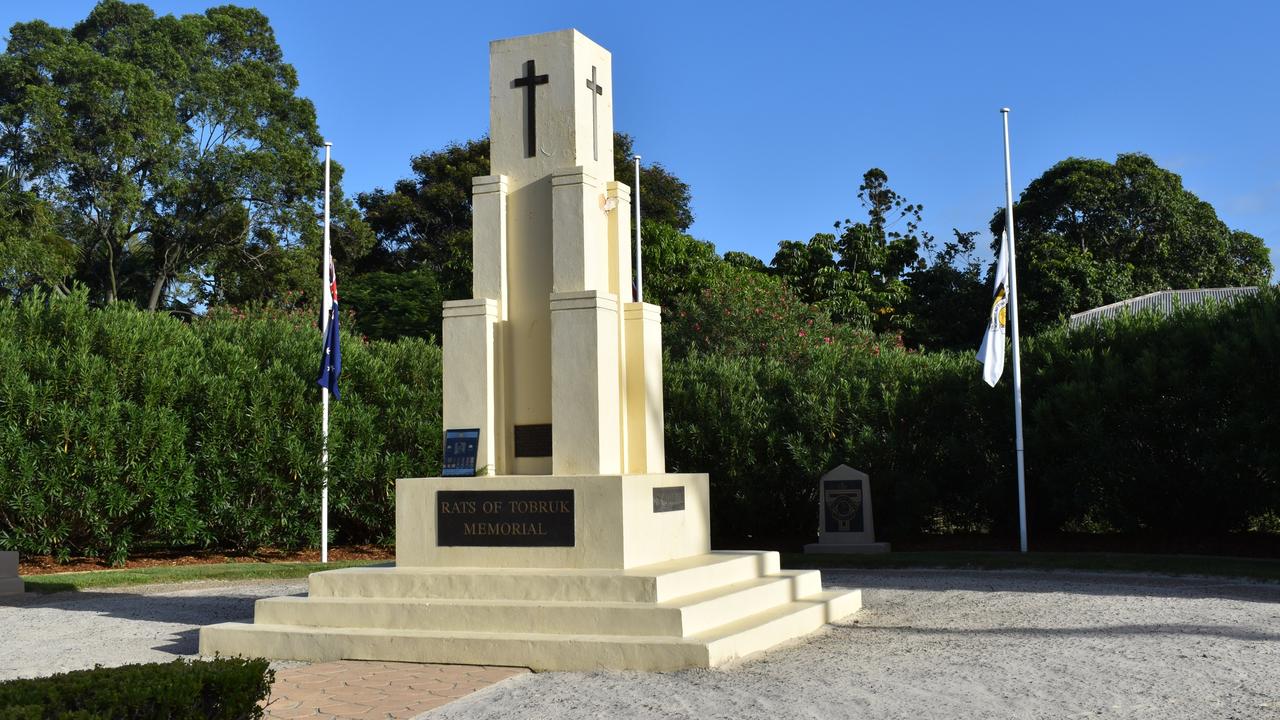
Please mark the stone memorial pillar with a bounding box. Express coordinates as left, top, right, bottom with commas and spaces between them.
804, 464, 891, 554
200, 29, 862, 671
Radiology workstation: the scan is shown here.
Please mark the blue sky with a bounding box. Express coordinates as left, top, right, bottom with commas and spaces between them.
4, 1, 1279, 273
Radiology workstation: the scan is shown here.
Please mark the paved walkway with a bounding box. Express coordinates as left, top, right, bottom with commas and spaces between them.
262, 661, 528, 719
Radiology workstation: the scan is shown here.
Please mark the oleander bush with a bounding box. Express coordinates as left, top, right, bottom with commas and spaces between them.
0, 658, 271, 720
0, 286, 1275, 558
0, 289, 440, 563
665, 286, 1280, 543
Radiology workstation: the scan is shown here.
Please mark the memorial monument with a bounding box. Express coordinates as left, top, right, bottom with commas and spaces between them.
200, 29, 861, 671
804, 465, 890, 554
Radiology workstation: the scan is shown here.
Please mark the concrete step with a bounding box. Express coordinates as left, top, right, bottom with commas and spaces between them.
701, 589, 862, 666
254, 570, 822, 637
308, 551, 780, 604
200, 587, 860, 672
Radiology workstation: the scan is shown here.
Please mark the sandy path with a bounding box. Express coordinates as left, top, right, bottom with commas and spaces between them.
0, 579, 305, 680
1, 570, 1277, 719
427, 570, 1280, 720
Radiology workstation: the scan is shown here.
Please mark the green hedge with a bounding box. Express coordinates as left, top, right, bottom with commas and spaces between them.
0, 287, 1276, 558
0, 290, 440, 563
665, 288, 1280, 543
0, 658, 271, 720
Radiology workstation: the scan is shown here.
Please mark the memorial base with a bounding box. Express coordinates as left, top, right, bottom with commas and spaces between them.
200, 475, 862, 671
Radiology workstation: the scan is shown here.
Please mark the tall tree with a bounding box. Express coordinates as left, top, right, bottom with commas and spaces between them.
768, 168, 928, 331
995, 153, 1273, 329
0, 169, 75, 295
0, 1, 369, 310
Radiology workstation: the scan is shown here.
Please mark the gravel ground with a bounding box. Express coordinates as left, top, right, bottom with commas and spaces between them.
2, 570, 1278, 719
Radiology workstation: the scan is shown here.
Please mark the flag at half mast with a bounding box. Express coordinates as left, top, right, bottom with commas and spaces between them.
977, 230, 1011, 387
316, 261, 342, 400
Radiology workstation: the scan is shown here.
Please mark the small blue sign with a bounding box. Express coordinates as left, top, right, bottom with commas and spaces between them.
442, 428, 480, 477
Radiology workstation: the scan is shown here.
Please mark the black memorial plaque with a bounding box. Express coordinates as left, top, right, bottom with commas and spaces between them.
652, 486, 685, 513
513, 424, 552, 457
437, 489, 574, 547
442, 428, 480, 477
822, 479, 864, 533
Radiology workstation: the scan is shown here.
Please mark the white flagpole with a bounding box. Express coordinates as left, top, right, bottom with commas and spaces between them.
633, 154, 643, 303
1000, 109, 1029, 553
321, 141, 332, 564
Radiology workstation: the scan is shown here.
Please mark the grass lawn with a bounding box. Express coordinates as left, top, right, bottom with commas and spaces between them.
783, 550, 1280, 582
21, 559, 390, 594
19, 552, 1280, 594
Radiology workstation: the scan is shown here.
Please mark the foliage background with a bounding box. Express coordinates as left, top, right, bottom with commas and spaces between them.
0, 289, 440, 564
1, 288, 1275, 561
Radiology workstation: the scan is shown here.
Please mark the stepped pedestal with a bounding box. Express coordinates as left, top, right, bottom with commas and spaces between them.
199, 548, 859, 671
200, 475, 861, 671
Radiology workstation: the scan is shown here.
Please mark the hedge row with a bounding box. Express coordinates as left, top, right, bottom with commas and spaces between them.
0, 658, 271, 720
0, 288, 1276, 559
0, 290, 441, 563
665, 288, 1280, 542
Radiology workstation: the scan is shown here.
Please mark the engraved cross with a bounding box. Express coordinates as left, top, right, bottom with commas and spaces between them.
585, 66, 604, 161
512, 59, 549, 158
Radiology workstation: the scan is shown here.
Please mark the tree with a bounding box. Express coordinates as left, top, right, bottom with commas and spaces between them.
900, 230, 988, 350
0, 1, 369, 310
638, 220, 722, 308
994, 153, 1273, 328
0, 170, 75, 294
767, 168, 928, 332
357, 139, 488, 302
613, 133, 694, 232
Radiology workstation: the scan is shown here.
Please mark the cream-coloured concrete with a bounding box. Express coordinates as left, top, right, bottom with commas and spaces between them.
472, 175, 509, 313
551, 168, 608, 294
308, 551, 775, 603
198, 551, 860, 672
447, 30, 653, 477
0, 552, 20, 595
550, 291, 620, 475
623, 303, 665, 473
395, 474, 708, 569
441, 299, 501, 476
606, 181, 633, 473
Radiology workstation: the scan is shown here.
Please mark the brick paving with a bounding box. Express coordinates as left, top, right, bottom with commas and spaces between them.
262, 660, 529, 719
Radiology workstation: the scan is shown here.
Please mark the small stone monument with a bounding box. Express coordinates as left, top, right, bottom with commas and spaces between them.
0, 551, 23, 595
804, 465, 890, 554
201, 29, 861, 671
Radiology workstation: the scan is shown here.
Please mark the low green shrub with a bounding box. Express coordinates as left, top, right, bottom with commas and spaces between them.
0, 658, 271, 720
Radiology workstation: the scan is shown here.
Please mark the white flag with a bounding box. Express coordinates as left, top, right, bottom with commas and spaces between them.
977, 230, 1011, 387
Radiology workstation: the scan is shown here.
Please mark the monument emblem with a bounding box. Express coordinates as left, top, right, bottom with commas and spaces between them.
201, 29, 862, 670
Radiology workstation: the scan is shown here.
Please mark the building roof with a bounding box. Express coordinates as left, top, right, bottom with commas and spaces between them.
1068, 287, 1261, 328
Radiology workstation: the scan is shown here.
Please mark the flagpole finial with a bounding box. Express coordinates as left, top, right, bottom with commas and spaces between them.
1000, 107, 1010, 114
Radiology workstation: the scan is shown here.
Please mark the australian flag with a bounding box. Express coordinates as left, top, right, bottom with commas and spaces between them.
316, 262, 342, 400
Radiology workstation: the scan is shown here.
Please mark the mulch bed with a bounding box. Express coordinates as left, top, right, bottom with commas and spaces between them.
17, 545, 395, 576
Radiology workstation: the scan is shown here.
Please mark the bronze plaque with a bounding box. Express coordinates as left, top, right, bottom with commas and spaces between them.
513, 424, 552, 457
437, 489, 574, 547
823, 479, 864, 533
652, 486, 685, 513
